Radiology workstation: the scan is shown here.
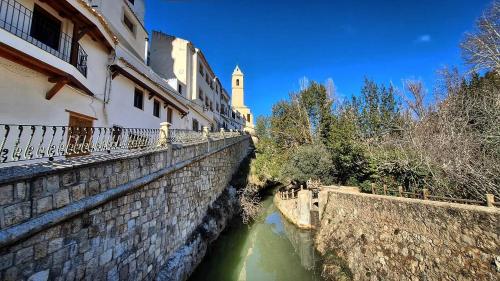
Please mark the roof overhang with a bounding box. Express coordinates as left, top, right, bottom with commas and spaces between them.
0, 41, 94, 98
41, 0, 118, 51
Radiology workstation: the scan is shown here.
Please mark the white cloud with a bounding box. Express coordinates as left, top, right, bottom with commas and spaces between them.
415, 34, 431, 43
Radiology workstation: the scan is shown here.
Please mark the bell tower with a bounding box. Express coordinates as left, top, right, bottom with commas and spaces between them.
231, 65, 254, 133
231, 65, 244, 108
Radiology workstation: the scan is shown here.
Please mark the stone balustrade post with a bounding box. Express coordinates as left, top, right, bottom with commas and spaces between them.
160, 122, 171, 146
398, 186, 403, 197
383, 184, 387, 195
371, 183, 376, 194
202, 126, 209, 139
202, 126, 210, 152
486, 194, 494, 207
220, 128, 226, 146
422, 188, 429, 200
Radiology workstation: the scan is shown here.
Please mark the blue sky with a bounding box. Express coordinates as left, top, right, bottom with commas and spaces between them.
145, 0, 490, 117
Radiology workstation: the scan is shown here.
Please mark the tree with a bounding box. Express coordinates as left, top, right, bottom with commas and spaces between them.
360, 78, 381, 138
461, 1, 500, 74
255, 116, 271, 140
270, 98, 313, 149
282, 143, 335, 185
299, 82, 334, 145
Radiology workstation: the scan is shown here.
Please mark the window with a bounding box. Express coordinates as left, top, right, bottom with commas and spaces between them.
192, 119, 199, 131
153, 100, 160, 118
123, 14, 135, 33
178, 84, 183, 95
210, 101, 213, 112
134, 89, 144, 109
199, 88, 204, 100
247, 114, 251, 122
128, 0, 135, 4
167, 108, 173, 123
236, 79, 240, 86
216, 103, 219, 112
232, 111, 235, 119
205, 74, 209, 84
205, 97, 209, 107
31, 5, 61, 50
199, 64, 204, 75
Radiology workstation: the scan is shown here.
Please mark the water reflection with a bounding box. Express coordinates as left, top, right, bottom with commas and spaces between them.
189, 193, 323, 281
280, 212, 317, 271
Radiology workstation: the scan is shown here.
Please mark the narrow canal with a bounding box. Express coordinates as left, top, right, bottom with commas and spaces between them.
189, 189, 323, 281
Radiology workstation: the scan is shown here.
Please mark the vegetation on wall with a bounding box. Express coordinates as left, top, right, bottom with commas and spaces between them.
251, 2, 500, 200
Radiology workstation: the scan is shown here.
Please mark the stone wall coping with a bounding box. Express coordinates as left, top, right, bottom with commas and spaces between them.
0, 136, 250, 248
327, 189, 500, 215
0, 137, 243, 186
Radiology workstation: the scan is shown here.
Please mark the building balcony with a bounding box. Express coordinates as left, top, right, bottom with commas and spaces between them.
0, 0, 88, 76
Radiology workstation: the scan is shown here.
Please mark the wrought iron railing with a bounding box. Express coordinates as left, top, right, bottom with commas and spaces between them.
168, 129, 204, 144
0, 124, 163, 164
208, 131, 242, 139
168, 129, 243, 144
0, 125, 244, 165
0, 0, 88, 77
77, 44, 88, 77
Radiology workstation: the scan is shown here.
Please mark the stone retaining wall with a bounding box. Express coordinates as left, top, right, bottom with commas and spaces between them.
0, 136, 251, 281
274, 191, 314, 229
316, 190, 500, 280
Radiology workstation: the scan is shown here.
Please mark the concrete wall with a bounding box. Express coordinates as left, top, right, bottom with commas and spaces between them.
274, 190, 313, 229
0, 135, 251, 281
316, 190, 500, 280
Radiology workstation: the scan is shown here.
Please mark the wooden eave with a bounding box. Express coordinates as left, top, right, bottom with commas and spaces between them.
0, 42, 94, 99
40, 0, 114, 51
110, 64, 189, 116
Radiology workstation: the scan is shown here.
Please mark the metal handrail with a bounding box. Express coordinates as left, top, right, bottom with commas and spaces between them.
0, 124, 245, 165
0, 0, 88, 77
168, 129, 204, 144
0, 124, 164, 164
370, 183, 497, 208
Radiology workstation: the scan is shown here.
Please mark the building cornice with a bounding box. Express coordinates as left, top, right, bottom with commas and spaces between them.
74, 0, 119, 45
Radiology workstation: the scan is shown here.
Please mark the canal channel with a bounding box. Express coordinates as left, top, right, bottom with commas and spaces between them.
189, 189, 323, 281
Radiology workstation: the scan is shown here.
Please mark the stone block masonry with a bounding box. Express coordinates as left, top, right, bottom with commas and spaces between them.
0, 135, 251, 281
316, 190, 500, 280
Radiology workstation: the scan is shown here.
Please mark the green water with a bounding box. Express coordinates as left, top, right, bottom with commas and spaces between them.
189, 192, 323, 281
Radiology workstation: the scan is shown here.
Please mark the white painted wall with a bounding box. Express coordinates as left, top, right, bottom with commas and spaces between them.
91, 0, 148, 62
0, 56, 103, 125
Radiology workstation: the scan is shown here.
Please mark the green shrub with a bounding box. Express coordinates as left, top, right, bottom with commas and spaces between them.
282, 144, 335, 185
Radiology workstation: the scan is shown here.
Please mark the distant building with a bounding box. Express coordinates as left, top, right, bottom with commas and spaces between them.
232, 66, 255, 134
149, 31, 246, 131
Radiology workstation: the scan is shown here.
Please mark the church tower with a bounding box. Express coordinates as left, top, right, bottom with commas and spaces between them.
231, 65, 254, 133
231, 65, 245, 108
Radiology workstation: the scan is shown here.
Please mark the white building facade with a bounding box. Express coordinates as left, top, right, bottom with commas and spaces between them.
0, 0, 189, 131
149, 31, 247, 132
0, 0, 252, 140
